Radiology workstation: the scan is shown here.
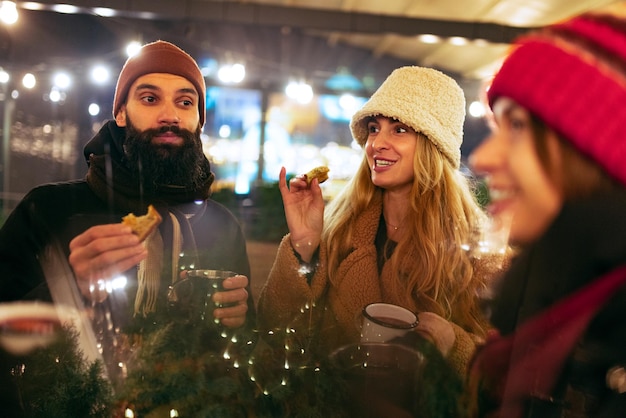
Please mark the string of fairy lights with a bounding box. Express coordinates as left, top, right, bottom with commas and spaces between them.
0, 2, 334, 121
0, 1, 491, 119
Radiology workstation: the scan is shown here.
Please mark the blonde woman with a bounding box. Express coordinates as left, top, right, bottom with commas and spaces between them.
258, 66, 500, 375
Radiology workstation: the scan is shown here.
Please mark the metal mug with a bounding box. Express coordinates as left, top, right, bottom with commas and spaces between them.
167, 269, 238, 327
360, 302, 419, 343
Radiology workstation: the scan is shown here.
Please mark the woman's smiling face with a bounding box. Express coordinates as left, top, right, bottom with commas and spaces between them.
469, 97, 563, 245
365, 116, 418, 194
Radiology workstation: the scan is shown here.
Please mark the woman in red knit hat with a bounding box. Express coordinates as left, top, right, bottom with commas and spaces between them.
467, 12, 626, 418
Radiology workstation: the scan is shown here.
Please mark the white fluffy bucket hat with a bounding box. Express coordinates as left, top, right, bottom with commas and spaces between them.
350, 66, 466, 168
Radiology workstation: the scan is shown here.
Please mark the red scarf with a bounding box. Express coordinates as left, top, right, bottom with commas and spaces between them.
467, 264, 626, 418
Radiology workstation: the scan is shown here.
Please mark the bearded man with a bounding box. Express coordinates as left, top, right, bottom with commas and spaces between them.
0, 41, 254, 341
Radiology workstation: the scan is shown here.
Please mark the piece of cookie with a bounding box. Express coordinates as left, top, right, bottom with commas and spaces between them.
122, 204, 163, 242
304, 166, 329, 185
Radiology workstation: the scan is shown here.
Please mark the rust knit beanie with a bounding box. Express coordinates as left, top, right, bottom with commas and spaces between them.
113, 40, 206, 126
350, 66, 466, 169
488, 13, 626, 186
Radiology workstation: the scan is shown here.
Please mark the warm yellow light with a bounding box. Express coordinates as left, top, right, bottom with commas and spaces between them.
0, 68, 9, 84
125, 41, 142, 58
418, 34, 441, 44
22, 73, 36, 89
0, 1, 18, 25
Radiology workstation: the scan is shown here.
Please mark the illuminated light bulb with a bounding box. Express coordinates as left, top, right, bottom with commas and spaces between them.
88, 103, 100, 117
217, 63, 245, 83
90, 65, 110, 85
21, 2, 42, 11
0, 69, 9, 83
22, 73, 36, 89
469, 101, 486, 118
52, 4, 79, 14
126, 41, 142, 58
49, 88, 61, 102
94, 7, 116, 17
230, 63, 245, 83
418, 34, 441, 44
52, 73, 72, 90
0, 1, 18, 25
449, 36, 468, 46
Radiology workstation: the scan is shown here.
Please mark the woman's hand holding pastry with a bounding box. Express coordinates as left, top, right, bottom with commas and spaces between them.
278, 166, 324, 262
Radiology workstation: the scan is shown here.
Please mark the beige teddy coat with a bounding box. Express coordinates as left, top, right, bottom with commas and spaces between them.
256, 195, 488, 375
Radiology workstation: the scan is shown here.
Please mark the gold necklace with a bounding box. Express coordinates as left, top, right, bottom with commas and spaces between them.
384, 210, 407, 232
385, 220, 400, 231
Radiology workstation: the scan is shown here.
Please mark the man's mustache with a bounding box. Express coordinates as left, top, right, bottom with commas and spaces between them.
156, 125, 183, 135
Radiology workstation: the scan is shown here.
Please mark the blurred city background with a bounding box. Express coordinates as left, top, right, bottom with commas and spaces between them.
1, 0, 624, 288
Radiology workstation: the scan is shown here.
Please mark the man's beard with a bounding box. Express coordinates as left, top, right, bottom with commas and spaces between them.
123, 117, 208, 194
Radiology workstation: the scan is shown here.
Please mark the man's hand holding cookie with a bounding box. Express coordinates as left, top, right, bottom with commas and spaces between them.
69, 205, 162, 299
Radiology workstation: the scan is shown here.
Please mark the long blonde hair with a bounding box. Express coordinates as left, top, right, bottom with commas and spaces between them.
323, 134, 489, 335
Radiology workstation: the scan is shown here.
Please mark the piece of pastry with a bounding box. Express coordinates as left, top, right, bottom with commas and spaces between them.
304, 166, 330, 185
122, 204, 163, 242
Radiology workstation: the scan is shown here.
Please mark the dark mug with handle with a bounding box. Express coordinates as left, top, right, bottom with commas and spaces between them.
167, 269, 238, 328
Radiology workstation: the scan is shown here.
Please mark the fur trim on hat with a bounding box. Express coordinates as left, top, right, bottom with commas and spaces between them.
350, 66, 466, 168
113, 40, 206, 126
488, 13, 626, 186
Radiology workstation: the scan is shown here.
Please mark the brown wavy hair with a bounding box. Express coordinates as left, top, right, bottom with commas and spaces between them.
530, 114, 622, 199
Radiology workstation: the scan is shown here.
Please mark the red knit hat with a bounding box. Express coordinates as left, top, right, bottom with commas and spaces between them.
487, 13, 626, 186
113, 40, 206, 126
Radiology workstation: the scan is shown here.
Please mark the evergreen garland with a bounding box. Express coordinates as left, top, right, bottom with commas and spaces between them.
118, 321, 257, 417
2, 316, 465, 417
118, 322, 354, 417
5, 326, 113, 418
407, 334, 464, 418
